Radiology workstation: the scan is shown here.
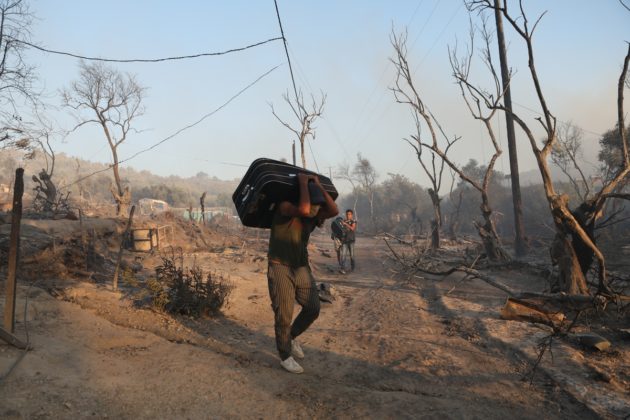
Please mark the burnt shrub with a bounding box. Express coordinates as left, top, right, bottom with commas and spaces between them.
151, 256, 233, 317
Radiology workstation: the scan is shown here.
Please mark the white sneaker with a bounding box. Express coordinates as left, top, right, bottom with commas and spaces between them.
280, 356, 304, 374
291, 340, 304, 359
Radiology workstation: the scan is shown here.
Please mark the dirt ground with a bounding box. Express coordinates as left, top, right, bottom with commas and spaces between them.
1, 218, 629, 419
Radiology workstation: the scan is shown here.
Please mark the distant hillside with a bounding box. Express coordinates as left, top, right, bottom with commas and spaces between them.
0, 150, 240, 208
0, 149, 603, 209
518, 165, 599, 186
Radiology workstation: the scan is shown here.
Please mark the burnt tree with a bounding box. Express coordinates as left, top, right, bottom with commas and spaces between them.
391, 27, 509, 260
390, 31, 453, 249
270, 90, 326, 169
62, 62, 145, 217
467, 0, 630, 294
447, 19, 513, 261
28, 113, 65, 213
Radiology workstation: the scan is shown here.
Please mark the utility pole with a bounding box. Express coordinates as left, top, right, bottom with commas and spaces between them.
494, 0, 527, 256
292, 140, 296, 166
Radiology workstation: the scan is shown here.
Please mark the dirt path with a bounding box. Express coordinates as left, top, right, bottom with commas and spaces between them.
0, 235, 599, 418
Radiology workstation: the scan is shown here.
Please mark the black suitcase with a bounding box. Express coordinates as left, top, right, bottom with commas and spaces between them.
331, 217, 347, 240
232, 158, 338, 228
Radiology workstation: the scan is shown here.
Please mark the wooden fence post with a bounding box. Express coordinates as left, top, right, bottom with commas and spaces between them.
1, 168, 27, 349
4, 168, 24, 333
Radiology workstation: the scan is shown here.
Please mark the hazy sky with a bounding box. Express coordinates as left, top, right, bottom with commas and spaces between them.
23, 0, 630, 192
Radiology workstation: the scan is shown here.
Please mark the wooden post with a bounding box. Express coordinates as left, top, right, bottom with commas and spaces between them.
4, 168, 24, 334
200, 192, 206, 225
112, 205, 135, 290
0, 327, 27, 349
79, 207, 86, 251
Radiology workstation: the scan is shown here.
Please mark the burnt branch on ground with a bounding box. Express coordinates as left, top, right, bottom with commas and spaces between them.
383, 239, 630, 308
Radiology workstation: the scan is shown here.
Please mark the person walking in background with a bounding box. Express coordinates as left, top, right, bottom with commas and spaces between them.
341, 209, 357, 271
267, 173, 338, 373
331, 216, 346, 270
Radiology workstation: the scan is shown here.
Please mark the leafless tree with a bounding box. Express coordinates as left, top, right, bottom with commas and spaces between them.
62, 61, 145, 216
74, 157, 87, 205
467, 0, 630, 295
0, 0, 36, 131
335, 162, 360, 215
391, 29, 473, 251
352, 153, 378, 232
392, 21, 514, 261
446, 174, 464, 241
549, 122, 592, 202
0, 0, 40, 152
270, 90, 326, 168
391, 23, 510, 260
27, 111, 63, 212
447, 19, 514, 261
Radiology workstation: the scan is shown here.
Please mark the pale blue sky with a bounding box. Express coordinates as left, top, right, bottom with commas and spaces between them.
24, 0, 630, 192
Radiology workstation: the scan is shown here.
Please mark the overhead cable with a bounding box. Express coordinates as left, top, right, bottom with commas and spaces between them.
15, 37, 282, 63
60, 63, 282, 190
273, 0, 301, 113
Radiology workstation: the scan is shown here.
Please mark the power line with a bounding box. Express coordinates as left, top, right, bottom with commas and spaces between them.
354, 2, 464, 151
285, 42, 352, 163
348, 0, 430, 146
413, 2, 463, 72
15, 37, 282, 63
286, 43, 314, 92
511, 101, 603, 137
123, 64, 281, 162
273, 0, 301, 111
307, 138, 320, 173
274, 0, 324, 172
60, 63, 282, 190
410, 0, 439, 51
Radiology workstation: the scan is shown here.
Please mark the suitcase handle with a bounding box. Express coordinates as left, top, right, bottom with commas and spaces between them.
240, 184, 251, 204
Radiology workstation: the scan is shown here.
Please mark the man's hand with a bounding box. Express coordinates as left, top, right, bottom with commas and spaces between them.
297, 173, 310, 184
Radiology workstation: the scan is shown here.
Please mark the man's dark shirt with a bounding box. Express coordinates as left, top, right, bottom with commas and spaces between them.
268, 209, 317, 267
344, 219, 356, 243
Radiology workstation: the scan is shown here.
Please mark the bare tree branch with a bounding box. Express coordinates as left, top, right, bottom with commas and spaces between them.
62, 61, 145, 216
269, 89, 326, 168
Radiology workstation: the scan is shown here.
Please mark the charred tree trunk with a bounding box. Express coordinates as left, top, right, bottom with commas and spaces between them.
494, 0, 527, 257
109, 149, 131, 217
548, 194, 604, 295
368, 189, 377, 233
570, 202, 597, 275
299, 132, 306, 168
428, 188, 441, 249
200, 192, 207, 225
447, 189, 463, 240
550, 233, 589, 295
475, 194, 510, 262
409, 207, 423, 236
110, 183, 131, 217
32, 169, 57, 212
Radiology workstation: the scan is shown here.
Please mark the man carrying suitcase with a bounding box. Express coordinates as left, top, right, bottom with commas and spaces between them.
267, 172, 338, 373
